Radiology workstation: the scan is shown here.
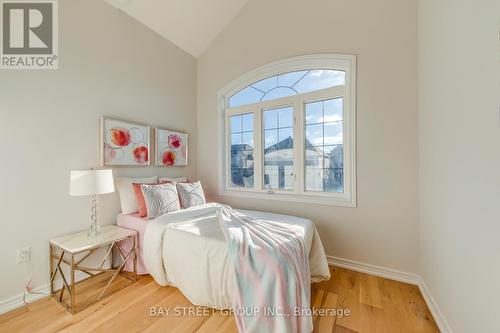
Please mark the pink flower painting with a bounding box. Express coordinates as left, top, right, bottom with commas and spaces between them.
155, 129, 188, 166
101, 118, 150, 166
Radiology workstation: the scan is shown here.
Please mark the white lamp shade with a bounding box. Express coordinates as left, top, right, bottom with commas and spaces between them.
69, 169, 115, 196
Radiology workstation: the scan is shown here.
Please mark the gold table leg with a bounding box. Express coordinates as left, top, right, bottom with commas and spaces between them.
49, 245, 53, 296
133, 235, 137, 281
70, 254, 75, 314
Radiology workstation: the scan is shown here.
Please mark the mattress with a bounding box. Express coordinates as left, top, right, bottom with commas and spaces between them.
117, 213, 148, 275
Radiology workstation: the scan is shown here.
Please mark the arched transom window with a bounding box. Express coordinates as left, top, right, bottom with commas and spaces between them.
229, 70, 346, 107
218, 55, 357, 207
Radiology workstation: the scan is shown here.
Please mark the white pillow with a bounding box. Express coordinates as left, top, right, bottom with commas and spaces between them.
176, 181, 206, 208
141, 183, 181, 218
158, 176, 188, 183
116, 176, 158, 214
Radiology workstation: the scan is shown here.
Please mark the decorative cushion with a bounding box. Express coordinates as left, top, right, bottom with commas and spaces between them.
141, 183, 181, 219
116, 176, 157, 214
158, 176, 188, 184
176, 181, 206, 208
132, 183, 148, 218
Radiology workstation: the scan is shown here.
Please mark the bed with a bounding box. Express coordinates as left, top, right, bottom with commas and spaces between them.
124, 203, 328, 306
117, 203, 330, 332
118, 203, 330, 332
115, 169, 332, 331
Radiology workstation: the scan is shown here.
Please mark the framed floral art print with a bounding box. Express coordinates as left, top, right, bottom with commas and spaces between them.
155, 128, 188, 167
101, 118, 150, 166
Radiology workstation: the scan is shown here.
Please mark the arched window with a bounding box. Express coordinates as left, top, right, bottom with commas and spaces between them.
218, 55, 356, 207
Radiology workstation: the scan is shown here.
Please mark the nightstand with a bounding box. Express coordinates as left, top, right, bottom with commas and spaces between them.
49, 225, 137, 314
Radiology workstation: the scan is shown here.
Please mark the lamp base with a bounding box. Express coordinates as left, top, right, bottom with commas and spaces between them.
88, 195, 100, 236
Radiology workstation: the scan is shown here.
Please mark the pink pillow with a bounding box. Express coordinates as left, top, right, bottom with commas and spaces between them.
132, 183, 148, 218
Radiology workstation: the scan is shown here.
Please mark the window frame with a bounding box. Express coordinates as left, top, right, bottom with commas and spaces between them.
218, 54, 357, 207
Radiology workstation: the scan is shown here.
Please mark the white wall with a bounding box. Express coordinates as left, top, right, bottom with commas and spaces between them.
418, 0, 500, 331
197, 0, 419, 273
0, 0, 197, 302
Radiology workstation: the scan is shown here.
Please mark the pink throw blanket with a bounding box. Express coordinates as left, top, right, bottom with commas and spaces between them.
217, 205, 313, 333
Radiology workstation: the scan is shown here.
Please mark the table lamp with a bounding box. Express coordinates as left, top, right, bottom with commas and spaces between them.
69, 169, 115, 236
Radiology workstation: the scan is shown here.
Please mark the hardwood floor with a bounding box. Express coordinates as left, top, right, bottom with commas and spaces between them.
0, 266, 439, 332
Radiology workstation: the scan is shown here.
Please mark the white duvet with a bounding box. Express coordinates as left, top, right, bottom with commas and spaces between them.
143, 203, 330, 310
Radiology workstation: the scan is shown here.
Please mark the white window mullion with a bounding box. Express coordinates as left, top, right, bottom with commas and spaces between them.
293, 100, 305, 194
254, 109, 263, 191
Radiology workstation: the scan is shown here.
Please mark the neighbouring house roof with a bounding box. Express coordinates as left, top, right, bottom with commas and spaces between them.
264, 136, 322, 155
231, 143, 253, 152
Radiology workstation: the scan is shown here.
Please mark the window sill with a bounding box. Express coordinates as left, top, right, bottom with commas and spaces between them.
219, 188, 356, 207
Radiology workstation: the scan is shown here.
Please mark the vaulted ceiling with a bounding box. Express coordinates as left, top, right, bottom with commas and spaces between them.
104, 0, 249, 57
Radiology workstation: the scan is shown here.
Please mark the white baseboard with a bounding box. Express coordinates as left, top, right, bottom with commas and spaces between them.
0, 271, 89, 315
326, 255, 420, 285
418, 277, 452, 333
326, 255, 451, 333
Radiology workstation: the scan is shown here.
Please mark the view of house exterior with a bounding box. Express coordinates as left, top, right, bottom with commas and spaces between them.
231, 137, 343, 192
